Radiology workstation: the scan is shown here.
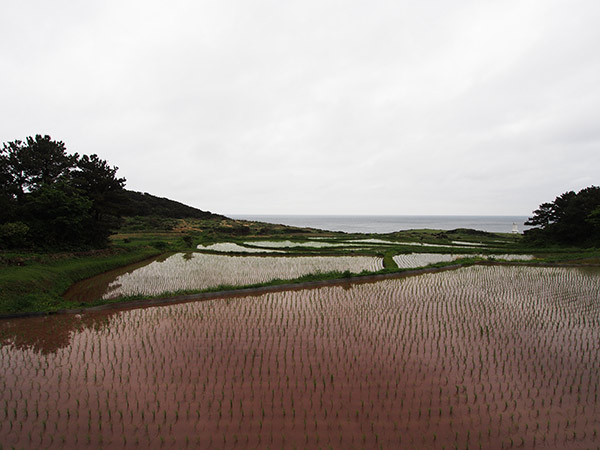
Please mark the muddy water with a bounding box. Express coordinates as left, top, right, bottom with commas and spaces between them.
63, 253, 383, 302
62, 254, 171, 303
2, 265, 600, 449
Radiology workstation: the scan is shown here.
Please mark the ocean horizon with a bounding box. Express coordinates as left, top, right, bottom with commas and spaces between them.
230, 214, 532, 234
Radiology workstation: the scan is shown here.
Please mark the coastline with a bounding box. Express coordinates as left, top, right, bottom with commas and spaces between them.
230, 214, 532, 234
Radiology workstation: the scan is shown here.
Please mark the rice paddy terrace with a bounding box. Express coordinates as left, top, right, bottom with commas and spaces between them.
1, 232, 599, 449
1, 264, 599, 449
63, 235, 536, 303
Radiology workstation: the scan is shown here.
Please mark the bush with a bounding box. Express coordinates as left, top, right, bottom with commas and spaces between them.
151, 241, 169, 250
182, 234, 195, 247
0, 222, 30, 248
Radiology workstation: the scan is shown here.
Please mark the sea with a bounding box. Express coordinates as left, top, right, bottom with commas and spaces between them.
230, 215, 532, 234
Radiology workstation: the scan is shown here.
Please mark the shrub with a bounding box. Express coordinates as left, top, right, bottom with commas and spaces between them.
151, 241, 169, 251
0, 222, 30, 248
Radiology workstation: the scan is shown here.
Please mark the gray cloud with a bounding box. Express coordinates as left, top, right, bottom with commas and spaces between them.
1, 0, 599, 215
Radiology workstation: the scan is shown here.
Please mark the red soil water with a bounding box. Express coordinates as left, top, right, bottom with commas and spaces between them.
62, 254, 169, 304
1, 265, 599, 449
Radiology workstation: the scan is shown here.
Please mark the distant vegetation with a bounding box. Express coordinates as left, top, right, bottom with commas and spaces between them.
0, 135, 221, 250
116, 190, 224, 220
524, 185, 600, 246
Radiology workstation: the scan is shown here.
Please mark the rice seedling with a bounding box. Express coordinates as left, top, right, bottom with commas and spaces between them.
196, 243, 284, 253
393, 252, 534, 268
0, 265, 597, 448
103, 253, 383, 299
393, 252, 468, 268
243, 240, 353, 249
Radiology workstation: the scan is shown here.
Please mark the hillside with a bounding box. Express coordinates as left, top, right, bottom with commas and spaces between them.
116, 190, 226, 220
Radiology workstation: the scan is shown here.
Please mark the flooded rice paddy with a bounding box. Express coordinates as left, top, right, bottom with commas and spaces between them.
196, 243, 285, 253
64, 253, 384, 302
393, 253, 534, 269
1, 265, 599, 449
101, 253, 383, 299
64, 249, 534, 303
243, 240, 352, 248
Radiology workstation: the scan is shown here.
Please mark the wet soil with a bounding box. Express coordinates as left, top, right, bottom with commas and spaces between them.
62, 254, 170, 304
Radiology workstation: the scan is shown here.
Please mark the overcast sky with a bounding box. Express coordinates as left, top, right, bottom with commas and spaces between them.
1, 0, 599, 216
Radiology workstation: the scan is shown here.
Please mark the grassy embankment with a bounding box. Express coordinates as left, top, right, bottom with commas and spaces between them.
1, 216, 598, 315
0, 217, 331, 314
0, 248, 163, 314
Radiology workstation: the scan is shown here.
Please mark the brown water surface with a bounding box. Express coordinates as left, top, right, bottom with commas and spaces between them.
62, 254, 170, 303
2, 265, 599, 449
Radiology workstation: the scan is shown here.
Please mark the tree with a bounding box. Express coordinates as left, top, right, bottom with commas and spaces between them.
1, 135, 78, 198
524, 186, 600, 246
71, 154, 127, 245
0, 152, 18, 223
22, 182, 94, 247
0, 221, 29, 248
0, 135, 126, 248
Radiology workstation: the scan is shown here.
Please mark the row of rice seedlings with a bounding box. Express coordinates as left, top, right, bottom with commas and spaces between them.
346, 238, 398, 244
241, 238, 497, 251
397, 242, 469, 248
486, 253, 535, 261
393, 252, 534, 268
196, 243, 284, 253
451, 240, 489, 246
347, 238, 492, 249
243, 240, 353, 248
103, 253, 384, 299
0, 265, 598, 448
393, 252, 466, 268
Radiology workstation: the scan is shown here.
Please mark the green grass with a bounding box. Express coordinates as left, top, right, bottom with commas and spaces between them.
382, 251, 398, 269
0, 247, 162, 315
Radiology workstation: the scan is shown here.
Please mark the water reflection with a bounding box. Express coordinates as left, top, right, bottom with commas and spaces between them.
0, 310, 116, 354
67, 252, 383, 300
1, 266, 598, 449
62, 254, 170, 304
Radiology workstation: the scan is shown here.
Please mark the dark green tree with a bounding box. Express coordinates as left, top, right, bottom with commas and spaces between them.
1, 135, 78, 198
525, 186, 600, 246
0, 135, 126, 248
22, 182, 94, 247
0, 151, 18, 223
71, 154, 126, 245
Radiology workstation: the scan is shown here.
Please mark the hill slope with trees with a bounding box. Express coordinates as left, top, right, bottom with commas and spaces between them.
0, 135, 223, 249
117, 190, 224, 220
